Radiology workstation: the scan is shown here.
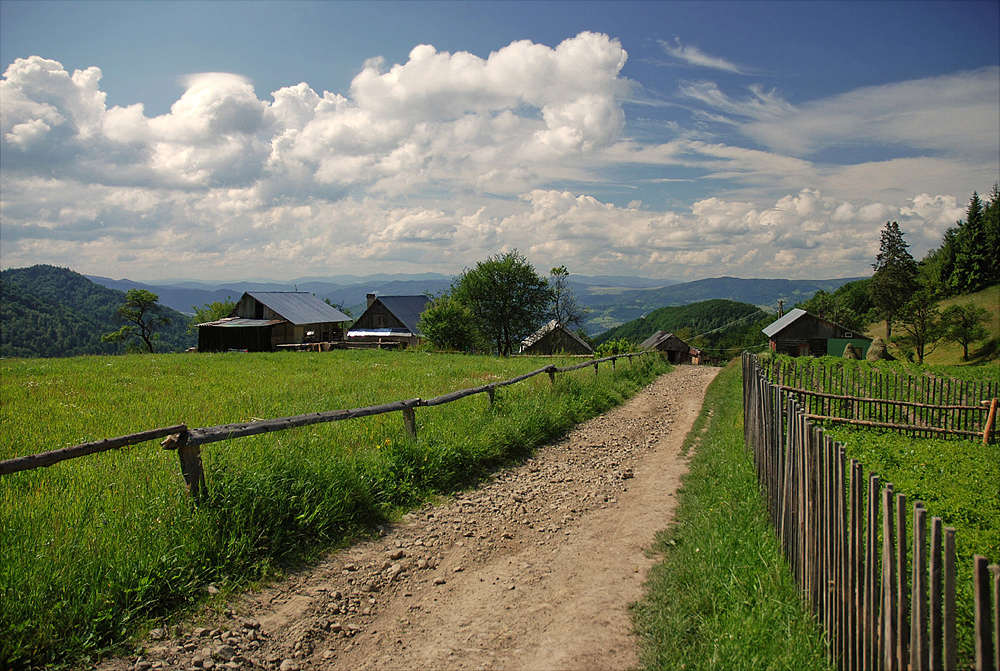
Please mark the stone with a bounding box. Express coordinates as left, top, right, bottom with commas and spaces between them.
279, 660, 300, 671
214, 645, 237, 661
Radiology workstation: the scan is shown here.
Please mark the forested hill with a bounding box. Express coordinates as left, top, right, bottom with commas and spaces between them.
594, 299, 773, 354
1, 265, 196, 358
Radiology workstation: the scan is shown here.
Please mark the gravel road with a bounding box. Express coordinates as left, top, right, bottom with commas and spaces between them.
99, 364, 719, 671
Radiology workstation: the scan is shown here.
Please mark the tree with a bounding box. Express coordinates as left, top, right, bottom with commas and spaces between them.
417, 294, 485, 352
869, 221, 917, 339
941, 302, 991, 360
951, 191, 991, 294
548, 266, 589, 329
451, 250, 553, 356
102, 289, 170, 353
189, 297, 235, 332
893, 290, 944, 364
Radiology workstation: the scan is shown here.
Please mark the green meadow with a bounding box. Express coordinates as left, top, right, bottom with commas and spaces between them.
1, 349, 667, 668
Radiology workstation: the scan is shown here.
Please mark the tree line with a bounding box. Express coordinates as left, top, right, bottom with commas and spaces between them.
797, 187, 998, 363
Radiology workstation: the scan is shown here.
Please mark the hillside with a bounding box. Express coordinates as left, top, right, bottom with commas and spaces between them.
594, 299, 775, 358
866, 283, 1000, 366
1, 266, 196, 357
85, 272, 857, 335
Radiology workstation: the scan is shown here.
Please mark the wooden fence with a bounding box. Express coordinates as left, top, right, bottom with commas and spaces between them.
743, 352, 1000, 670
757, 355, 999, 441
0, 352, 653, 498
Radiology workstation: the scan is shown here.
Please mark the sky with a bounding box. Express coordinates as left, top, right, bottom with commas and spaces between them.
1, 1, 998, 283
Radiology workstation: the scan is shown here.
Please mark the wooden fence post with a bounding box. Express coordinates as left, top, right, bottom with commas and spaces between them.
487, 385, 495, 407
984, 399, 998, 445
402, 403, 418, 441
974, 555, 995, 671
177, 440, 206, 501
548, 367, 556, 385
911, 502, 928, 671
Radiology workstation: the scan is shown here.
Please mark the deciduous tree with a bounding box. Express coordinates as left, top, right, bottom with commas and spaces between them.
548, 266, 589, 329
102, 289, 170, 353
417, 294, 485, 352
941, 302, 991, 360
189, 297, 235, 332
451, 251, 553, 356
893, 290, 943, 364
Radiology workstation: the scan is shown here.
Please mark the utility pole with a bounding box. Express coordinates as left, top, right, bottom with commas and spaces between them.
777, 299, 785, 317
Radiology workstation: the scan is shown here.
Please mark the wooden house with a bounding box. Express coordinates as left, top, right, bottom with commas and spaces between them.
762, 308, 872, 358
640, 331, 691, 364
346, 294, 430, 349
520, 320, 594, 355
197, 292, 351, 352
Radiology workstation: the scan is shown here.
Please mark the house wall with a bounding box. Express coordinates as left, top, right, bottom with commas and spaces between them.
770, 314, 864, 358
353, 302, 406, 331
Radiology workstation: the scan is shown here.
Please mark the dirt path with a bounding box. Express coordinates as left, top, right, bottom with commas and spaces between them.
102, 365, 718, 671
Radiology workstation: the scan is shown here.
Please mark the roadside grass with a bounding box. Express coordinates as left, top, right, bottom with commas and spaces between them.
633, 361, 831, 671
0, 349, 667, 669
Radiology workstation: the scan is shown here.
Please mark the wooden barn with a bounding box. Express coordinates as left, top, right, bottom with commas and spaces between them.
520, 320, 594, 355
346, 294, 430, 349
640, 331, 691, 364
197, 292, 351, 352
762, 308, 871, 358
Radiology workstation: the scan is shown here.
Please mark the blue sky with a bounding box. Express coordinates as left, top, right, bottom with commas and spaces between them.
2, 0, 998, 282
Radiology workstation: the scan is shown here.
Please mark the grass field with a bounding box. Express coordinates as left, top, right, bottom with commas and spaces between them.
633, 361, 831, 671
1, 349, 667, 669
867, 283, 1000, 366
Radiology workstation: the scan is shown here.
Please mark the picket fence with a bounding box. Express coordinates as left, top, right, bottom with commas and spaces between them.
743, 352, 999, 670
756, 355, 999, 441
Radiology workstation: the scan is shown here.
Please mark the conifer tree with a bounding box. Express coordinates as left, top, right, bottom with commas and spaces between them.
869, 221, 917, 339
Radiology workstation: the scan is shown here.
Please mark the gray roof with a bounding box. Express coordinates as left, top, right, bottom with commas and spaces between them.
369, 295, 431, 335
762, 308, 807, 338
196, 318, 283, 328
246, 292, 351, 325
521, 320, 593, 353
640, 330, 688, 350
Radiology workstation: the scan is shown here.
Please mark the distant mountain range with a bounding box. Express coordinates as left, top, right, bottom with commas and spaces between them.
83, 272, 862, 334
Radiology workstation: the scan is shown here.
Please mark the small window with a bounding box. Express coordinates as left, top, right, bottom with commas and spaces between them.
845, 332, 853, 338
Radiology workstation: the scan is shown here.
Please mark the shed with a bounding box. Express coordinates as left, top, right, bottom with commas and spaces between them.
520, 320, 594, 355
762, 308, 871, 358
197, 292, 351, 352
347, 294, 431, 349
640, 331, 691, 364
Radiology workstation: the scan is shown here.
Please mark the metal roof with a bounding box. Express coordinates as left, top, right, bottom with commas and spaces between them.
639, 330, 688, 350
520, 319, 593, 353
347, 328, 413, 338
364, 295, 430, 335
246, 292, 351, 325
761, 308, 808, 338
196, 317, 284, 328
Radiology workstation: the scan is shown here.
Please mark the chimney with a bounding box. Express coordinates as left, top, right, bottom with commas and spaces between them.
367, 293, 376, 308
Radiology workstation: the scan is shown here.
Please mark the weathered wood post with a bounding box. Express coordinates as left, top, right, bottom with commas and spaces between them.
983, 398, 998, 445
162, 430, 206, 501
402, 401, 419, 441
486, 385, 495, 407
594, 361, 599, 376
973, 555, 996, 671
548, 366, 556, 385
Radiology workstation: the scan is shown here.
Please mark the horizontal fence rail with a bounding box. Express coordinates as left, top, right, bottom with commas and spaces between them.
1, 352, 655, 491
743, 352, 999, 671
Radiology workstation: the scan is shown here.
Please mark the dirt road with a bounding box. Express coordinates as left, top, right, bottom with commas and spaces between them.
104, 365, 718, 671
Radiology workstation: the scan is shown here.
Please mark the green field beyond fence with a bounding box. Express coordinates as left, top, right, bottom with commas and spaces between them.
0, 350, 667, 668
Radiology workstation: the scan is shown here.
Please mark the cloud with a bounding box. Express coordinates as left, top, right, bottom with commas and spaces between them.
659, 39, 751, 74
0, 37, 991, 283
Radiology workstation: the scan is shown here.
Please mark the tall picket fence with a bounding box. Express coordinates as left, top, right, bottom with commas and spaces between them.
742, 352, 999, 670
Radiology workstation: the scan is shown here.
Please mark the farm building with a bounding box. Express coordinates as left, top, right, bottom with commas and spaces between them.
762, 308, 872, 358
346, 294, 430, 349
640, 331, 691, 364
520, 320, 594, 355
197, 292, 351, 352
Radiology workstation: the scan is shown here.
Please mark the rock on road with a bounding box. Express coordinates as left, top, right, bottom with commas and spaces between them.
102, 364, 719, 671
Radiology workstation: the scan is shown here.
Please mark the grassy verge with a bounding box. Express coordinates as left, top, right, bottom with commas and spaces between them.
1, 350, 667, 669
633, 361, 831, 671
